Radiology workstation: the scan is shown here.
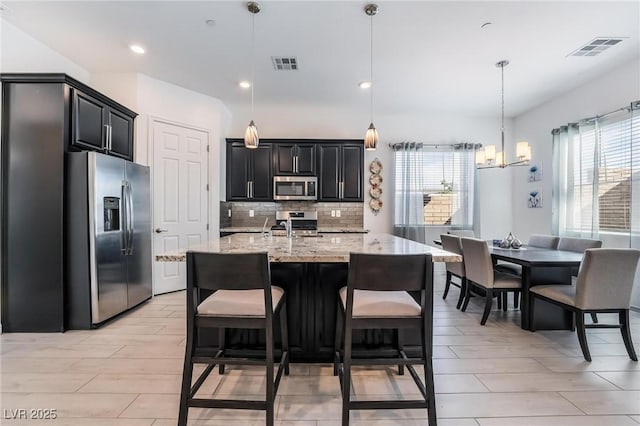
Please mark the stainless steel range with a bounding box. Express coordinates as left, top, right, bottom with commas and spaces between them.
271, 211, 318, 237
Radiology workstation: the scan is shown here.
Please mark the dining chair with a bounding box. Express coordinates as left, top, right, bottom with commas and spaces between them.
557, 236, 602, 252
558, 237, 603, 323
460, 238, 522, 325
530, 248, 640, 361
440, 234, 467, 309
179, 252, 290, 426
333, 253, 436, 425
447, 229, 475, 238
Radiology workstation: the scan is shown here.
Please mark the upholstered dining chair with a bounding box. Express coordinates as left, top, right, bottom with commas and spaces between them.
557, 237, 603, 323
530, 248, 640, 362
333, 253, 436, 425
441, 234, 467, 309
557, 236, 603, 252
447, 229, 475, 238
179, 252, 290, 426
460, 238, 522, 325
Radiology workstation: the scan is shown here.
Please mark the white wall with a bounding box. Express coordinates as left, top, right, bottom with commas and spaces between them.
230, 104, 513, 238
512, 58, 640, 242
91, 73, 232, 239
0, 19, 90, 82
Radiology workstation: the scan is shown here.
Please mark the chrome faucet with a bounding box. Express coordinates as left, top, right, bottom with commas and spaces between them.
285, 216, 293, 238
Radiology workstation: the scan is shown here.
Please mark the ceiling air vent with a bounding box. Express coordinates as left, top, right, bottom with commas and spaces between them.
271, 57, 298, 70
568, 37, 624, 57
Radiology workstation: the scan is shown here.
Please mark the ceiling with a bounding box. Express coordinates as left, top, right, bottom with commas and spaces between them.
2, 1, 639, 119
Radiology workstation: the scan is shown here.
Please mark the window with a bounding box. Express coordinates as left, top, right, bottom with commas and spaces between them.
394, 144, 475, 228
553, 104, 640, 236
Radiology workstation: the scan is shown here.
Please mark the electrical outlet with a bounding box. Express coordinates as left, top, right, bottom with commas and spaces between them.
331, 210, 336, 217
228, 209, 232, 218
249, 209, 254, 217
336, 210, 341, 218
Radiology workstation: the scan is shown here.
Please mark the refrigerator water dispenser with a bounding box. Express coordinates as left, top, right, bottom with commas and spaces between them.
103, 197, 120, 231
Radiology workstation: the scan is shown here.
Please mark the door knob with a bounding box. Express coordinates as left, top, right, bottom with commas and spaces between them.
155, 228, 168, 233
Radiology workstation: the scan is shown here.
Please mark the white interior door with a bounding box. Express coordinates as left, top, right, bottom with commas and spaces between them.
152, 120, 209, 295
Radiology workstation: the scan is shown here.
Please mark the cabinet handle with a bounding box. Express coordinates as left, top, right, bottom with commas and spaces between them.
247, 181, 250, 198
251, 181, 254, 198
108, 125, 112, 151
340, 181, 344, 199
103, 124, 109, 151
294, 156, 298, 173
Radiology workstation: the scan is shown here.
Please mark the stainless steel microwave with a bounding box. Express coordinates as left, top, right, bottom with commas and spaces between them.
273, 176, 317, 201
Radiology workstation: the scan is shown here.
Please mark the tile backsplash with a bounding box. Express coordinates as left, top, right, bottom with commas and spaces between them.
222, 201, 363, 228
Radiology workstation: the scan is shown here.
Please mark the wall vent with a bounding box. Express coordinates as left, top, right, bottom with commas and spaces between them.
568, 37, 625, 57
271, 57, 298, 70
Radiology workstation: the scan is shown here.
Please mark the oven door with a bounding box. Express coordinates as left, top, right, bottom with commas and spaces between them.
273, 177, 317, 201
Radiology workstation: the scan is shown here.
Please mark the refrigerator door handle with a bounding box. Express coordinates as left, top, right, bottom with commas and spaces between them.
120, 182, 128, 254
126, 182, 134, 255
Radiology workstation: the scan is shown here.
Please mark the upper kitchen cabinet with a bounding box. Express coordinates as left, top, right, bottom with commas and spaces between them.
226, 140, 273, 201
318, 142, 363, 202
72, 88, 135, 160
274, 142, 316, 175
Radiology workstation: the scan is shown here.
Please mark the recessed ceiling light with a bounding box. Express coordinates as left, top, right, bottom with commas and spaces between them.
129, 44, 146, 55
205, 19, 216, 27
358, 81, 372, 89
239, 80, 251, 89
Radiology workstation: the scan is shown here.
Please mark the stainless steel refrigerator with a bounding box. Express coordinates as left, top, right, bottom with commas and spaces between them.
66, 151, 152, 328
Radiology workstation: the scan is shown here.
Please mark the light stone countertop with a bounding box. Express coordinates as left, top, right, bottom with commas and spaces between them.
220, 227, 369, 234
157, 232, 461, 263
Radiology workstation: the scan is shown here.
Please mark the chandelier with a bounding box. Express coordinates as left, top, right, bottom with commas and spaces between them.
476, 60, 531, 168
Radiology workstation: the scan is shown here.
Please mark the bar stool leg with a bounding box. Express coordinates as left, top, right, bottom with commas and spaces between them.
218, 328, 226, 375
334, 301, 343, 376
280, 301, 290, 375
266, 320, 275, 426
421, 326, 437, 425
178, 330, 195, 426
395, 329, 405, 376
620, 309, 638, 361
341, 322, 353, 426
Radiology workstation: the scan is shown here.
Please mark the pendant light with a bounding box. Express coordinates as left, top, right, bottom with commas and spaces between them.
476, 60, 532, 168
364, 4, 379, 151
244, 2, 260, 149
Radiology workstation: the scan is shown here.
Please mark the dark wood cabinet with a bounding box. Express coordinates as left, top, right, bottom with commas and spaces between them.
318, 142, 363, 202
274, 142, 316, 175
0, 73, 137, 332
225, 138, 362, 202
72, 89, 134, 160
226, 140, 273, 201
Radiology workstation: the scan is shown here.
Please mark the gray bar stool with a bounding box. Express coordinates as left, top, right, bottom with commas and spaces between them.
441, 234, 467, 309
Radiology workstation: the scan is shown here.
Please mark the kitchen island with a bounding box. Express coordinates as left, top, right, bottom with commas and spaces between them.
158, 233, 460, 362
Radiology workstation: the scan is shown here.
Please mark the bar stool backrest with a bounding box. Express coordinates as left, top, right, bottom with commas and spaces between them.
186, 251, 273, 316
347, 253, 432, 292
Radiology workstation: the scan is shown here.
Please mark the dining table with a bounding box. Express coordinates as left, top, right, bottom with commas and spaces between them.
488, 245, 583, 331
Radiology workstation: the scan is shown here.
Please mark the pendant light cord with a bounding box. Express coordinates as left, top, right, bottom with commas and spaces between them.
370, 11, 374, 123
251, 10, 255, 118
500, 62, 505, 154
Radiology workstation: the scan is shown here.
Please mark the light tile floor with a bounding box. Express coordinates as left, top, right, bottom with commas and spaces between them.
2, 264, 640, 425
